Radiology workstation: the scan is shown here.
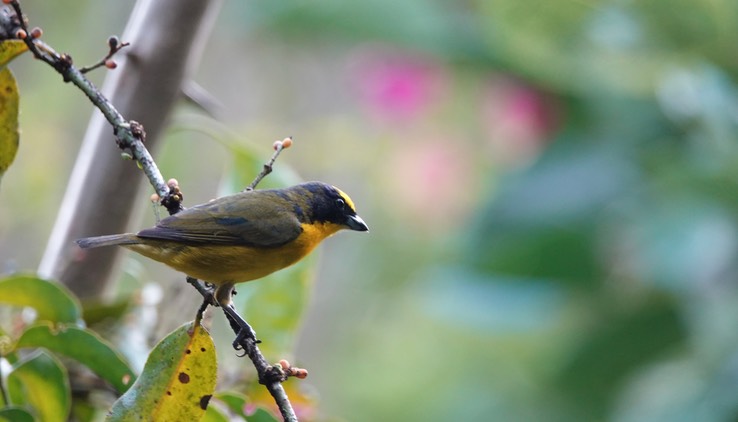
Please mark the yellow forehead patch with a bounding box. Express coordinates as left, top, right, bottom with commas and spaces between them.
333, 186, 357, 211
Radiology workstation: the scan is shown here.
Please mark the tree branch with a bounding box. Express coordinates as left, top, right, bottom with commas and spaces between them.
6, 3, 171, 204
189, 276, 300, 421
3, 2, 302, 419
188, 139, 301, 421
22, 0, 223, 297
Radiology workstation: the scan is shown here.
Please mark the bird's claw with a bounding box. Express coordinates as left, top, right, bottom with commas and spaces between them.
232, 326, 260, 355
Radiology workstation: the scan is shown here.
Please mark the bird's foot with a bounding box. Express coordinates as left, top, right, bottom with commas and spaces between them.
221, 303, 261, 355
232, 326, 262, 356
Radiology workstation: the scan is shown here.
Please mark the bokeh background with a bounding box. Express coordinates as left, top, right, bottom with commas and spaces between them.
3, 0, 738, 420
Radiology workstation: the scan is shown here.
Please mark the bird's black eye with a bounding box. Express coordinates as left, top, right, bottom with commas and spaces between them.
335, 198, 345, 210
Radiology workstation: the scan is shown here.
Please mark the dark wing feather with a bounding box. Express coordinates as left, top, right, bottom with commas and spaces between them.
136, 191, 302, 247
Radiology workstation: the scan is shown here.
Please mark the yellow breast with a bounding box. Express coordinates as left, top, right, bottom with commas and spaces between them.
125, 221, 344, 285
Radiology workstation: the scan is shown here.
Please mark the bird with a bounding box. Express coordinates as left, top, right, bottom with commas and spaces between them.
76, 181, 368, 309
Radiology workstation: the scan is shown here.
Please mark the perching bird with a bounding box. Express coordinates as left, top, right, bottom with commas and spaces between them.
76, 182, 368, 307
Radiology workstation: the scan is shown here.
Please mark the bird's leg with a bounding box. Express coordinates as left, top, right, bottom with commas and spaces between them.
222, 304, 259, 350
214, 283, 260, 352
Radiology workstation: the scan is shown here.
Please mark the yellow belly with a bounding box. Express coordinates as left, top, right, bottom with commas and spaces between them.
125, 222, 343, 284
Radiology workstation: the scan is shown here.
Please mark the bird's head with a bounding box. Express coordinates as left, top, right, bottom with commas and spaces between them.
298, 182, 369, 232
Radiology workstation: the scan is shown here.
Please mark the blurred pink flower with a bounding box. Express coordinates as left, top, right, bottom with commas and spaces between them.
481, 77, 558, 164
350, 47, 448, 123
384, 137, 474, 231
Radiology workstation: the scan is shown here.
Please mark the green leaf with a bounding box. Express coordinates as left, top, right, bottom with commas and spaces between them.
0, 66, 20, 180
107, 322, 217, 421
465, 144, 638, 286
0, 274, 82, 324
81, 296, 132, 326
214, 391, 249, 419
249, 408, 280, 422
201, 406, 229, 422
14, 322, 136, 393
7, 350, 71, 422
0, 407, 35, 422
554, 294, 687, 418
0, 40, 28, 67
70, 399, 99, 422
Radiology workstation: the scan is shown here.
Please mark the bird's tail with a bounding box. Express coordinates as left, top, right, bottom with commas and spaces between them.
76, 233, 139, 249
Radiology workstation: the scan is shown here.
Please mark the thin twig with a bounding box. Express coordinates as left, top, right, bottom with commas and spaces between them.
6, 3, 54, 68
209, 141, 300, 420
238, 334, 298, 422
187, 276, 300, 421
79, 36, 130, 74
188, 276, 300, 421
245, 137, 293, 191
5, 1, 181, 214
219, 298, 299, 422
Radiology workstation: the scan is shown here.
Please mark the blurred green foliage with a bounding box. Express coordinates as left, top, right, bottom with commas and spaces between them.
2, 1, 738, 421
229, 1, 738, 420
0, 275, 134, 420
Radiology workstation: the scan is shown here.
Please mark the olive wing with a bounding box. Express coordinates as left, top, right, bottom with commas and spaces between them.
136, 192, 303, 247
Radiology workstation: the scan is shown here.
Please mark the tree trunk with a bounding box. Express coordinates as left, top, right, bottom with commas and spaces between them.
38, 0, 223, 298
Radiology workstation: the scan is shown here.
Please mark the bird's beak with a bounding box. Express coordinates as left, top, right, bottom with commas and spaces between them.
346, 214, 369, 232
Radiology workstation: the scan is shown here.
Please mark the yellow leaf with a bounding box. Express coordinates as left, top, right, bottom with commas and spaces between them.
0, 66, 19, 178
0, 40, 27, 67
107, 322, 217, 421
